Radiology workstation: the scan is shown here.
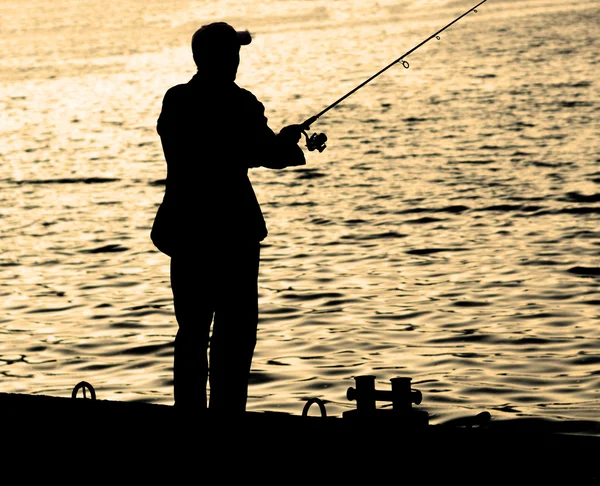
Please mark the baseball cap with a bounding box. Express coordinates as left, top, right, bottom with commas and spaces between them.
191, 22, 252, 54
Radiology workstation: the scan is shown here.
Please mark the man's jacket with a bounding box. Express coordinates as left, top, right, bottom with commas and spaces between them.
151, 74, 305, 256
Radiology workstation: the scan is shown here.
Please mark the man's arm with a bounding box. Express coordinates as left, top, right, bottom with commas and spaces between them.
261, 124, 306, 169
156, 86, 183, 170
242, 90, 306, 170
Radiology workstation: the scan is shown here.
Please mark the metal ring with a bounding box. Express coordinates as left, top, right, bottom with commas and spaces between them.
71, 381, 96, 400
402, 60, 409, 69
302, 398, 327, 418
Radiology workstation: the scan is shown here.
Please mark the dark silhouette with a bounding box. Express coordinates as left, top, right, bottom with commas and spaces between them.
151, 22, 306, 413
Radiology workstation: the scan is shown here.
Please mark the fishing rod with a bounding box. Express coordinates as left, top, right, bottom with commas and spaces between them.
300, 0, 488, 152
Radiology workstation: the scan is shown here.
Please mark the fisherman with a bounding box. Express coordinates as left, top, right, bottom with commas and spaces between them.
151, 22, 306, 413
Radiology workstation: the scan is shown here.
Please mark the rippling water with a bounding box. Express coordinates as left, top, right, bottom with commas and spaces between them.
1, 0, 598, 427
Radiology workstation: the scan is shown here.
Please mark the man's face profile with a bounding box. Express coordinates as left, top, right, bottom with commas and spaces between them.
192, 23, 245, 82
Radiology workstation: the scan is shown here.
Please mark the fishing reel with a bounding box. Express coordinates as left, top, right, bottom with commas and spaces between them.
301, 115, 327, 152
304, 131, 328, 152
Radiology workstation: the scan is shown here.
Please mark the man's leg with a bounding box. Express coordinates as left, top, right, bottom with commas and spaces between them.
208, 243, 260, 412
170, 256, 214, 409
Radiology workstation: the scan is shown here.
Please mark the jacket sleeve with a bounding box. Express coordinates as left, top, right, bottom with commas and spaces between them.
243, 91, 306, 170
263, 132, 306, 169
156, 88, 176, 175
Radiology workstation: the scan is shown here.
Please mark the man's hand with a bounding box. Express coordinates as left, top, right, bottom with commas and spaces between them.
261, 123, 306, 169
277, 124, 304, 145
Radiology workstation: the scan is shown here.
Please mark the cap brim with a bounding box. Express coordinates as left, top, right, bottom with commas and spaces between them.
237, 30, 252, 46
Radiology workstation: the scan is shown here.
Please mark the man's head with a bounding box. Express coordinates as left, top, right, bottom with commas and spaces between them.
191, 22, 252, 81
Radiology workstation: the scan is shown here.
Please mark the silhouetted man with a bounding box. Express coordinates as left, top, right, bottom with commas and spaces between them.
151, 22, 306, 413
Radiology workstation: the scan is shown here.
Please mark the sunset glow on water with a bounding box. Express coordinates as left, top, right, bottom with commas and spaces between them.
1, 0, 598, 426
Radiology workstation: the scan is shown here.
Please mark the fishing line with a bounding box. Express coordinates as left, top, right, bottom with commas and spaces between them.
300, 0, 488, 152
